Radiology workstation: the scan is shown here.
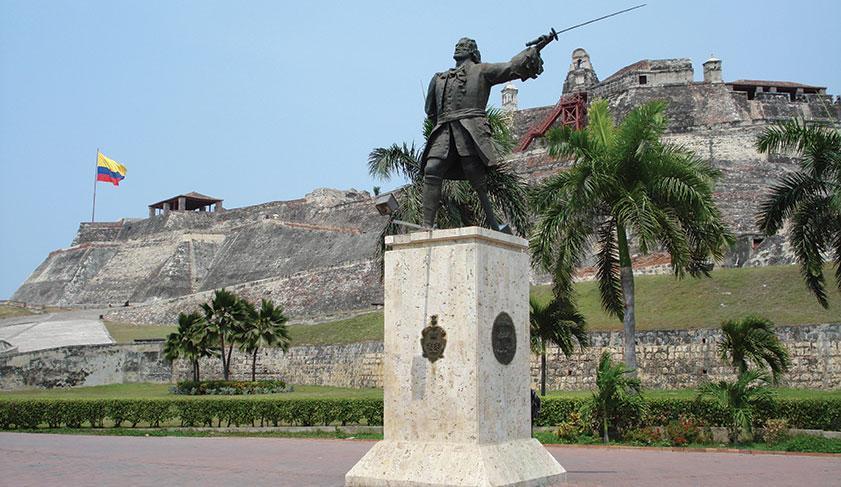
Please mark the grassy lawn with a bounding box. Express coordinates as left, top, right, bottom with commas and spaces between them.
99, 265, 837, 345
104, 321, 176, 343
288, 311, 384, 346
533, 264, 839, 331
0, 383, 383, 401
0, 304, 35, 319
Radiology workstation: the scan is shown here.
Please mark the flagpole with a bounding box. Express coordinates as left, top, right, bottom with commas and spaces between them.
92, 148, 98, 222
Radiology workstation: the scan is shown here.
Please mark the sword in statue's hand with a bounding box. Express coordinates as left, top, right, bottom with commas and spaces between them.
526, 3, 646, 51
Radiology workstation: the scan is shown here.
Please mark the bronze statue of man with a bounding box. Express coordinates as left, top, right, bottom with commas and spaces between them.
421, 37, 547, 232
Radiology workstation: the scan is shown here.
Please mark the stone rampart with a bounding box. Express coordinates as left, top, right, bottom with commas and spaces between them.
173, 341, 384, 388
175, 324, 840, 390
3, 324, 838, 391
0, 343, 171, 391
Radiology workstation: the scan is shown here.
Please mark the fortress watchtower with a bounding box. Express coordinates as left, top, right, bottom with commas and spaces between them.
148, 191, 223, 217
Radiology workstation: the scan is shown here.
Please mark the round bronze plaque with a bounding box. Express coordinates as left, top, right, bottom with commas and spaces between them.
492, 312, 516, 365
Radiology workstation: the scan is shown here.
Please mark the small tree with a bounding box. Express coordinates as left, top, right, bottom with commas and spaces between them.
201, 289, 248, 380
755, 120, 841, 308
592, 351, 642, 443
718, 315, 790, 384
239, 298, 291, 382
698, 369, 774, 443
529, 295, 588, 396
531, 100, 732, 372
164, 311, 213, 382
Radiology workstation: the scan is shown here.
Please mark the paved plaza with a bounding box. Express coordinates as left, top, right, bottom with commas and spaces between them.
0, 309, 112, 352
1, 433, 839, 486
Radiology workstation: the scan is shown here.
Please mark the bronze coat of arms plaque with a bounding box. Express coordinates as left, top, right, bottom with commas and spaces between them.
421, 315, 447, 362
492, 312, 516, 365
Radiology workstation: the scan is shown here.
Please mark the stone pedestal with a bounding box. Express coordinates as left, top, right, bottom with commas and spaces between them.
346, 227, 565, 487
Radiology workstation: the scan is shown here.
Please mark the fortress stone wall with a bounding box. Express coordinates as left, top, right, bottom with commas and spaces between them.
10, 51, 841, 323
3, 324, 838, 391
12, 189, 388, 322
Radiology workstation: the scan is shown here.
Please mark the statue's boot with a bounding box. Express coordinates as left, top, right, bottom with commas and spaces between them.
422, 175, 443, 229
470, 178, 512, 234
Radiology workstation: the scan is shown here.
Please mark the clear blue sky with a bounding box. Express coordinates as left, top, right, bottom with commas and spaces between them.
1, 0, 839, 299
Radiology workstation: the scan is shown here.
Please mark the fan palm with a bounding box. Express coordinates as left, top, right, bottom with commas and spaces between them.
164, 311, 213, 382
698, 369, 774, 443
531, 99, 732, 371
529, 295, 588, 396
592, 351, 642, 443
718, 315, 790, 384
755, 119, 841, 308
369, 107, 531, 260
239, 299, 291, 382
201, 288, 248, 380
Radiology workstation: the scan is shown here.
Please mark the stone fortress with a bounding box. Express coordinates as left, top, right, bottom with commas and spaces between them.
4, 49, 840, 391
13, 49, 841, 322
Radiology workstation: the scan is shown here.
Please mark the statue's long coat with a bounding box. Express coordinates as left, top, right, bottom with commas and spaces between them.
421, 47, 542, 180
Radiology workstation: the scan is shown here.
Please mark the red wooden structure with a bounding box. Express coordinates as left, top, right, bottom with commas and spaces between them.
514, 92, 587, 152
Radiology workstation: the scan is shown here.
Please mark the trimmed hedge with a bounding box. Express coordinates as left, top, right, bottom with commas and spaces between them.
0, 397, 838, 431
536, 398, 841, 431
172, 380, 290, 395
0, 399, 383, 429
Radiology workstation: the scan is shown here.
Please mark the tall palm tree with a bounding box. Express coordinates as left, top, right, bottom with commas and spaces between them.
531, 100, 732, 371
201, 288, 248, 380
698, 369, 774, 443
529, 295, 588, 396
369, 107, 531, 249
239, 299, 291, 382
755, 119, 841, 308
164, 311, 213, 382
592, 351, 642, 443
718, 315, 790, 384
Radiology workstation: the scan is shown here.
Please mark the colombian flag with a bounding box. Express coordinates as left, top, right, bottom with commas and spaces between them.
97, 152, 126, 186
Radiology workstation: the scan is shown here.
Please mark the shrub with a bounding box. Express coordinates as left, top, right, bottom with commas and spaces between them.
623, 426, 662, 446
664, 415, 701, 446
171, 380, 290, 395
762, 418, 789, 444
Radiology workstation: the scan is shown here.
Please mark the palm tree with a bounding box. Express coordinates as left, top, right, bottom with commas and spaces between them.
201, 288, 248, 380
755, 119, 841, 308
698, 369, 774, 443
239, 299, 291, 382
529, 295, 588, 396
164, 311, 213, 382
718, 315, 790, 384
531, 100, 732, 371
369, 107, 531, 249
592, 351, 642, 443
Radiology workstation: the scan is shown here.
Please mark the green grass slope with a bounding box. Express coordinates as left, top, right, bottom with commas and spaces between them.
102, 265, 838, 345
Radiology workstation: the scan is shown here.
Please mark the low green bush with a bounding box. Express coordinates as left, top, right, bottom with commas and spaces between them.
171, 380, 290, 395
0, 396, 835, 432
536, 397, 841, 433
0, 398, 383, 429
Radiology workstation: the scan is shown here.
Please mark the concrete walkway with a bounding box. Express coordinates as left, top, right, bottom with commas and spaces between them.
1, 433, 839, 486
0, 309, 112, 352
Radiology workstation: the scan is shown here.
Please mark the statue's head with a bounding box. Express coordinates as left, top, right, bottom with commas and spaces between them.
453, 37, 481, 63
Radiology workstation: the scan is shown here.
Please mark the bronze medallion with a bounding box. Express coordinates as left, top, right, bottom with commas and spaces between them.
420, 315, 447, 363
492, 312, 516, 365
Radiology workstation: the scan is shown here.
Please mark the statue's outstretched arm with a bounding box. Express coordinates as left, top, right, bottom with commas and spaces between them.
482, 46, 544, 85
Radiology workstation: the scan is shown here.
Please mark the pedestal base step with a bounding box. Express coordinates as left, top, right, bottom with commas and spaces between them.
345, 438, 566, 487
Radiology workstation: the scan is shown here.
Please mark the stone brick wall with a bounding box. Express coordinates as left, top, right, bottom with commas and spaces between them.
535, 323, 841, 390
173, 341, 384, 388
71, 222, 124, 246
3, 325, 838, 391
179, 324, 841, 390
0, 343, 171, 391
